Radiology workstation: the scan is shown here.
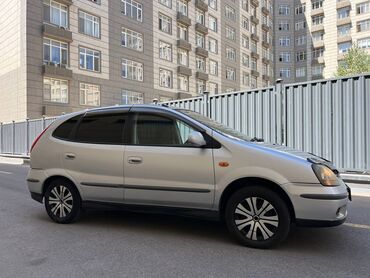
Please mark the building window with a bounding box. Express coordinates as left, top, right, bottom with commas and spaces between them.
338, 24, 351, 36
295, 20, 306, 30
80, 83, 100, 106
279, 36, 291, 46
78, 10, 100, 38
279, 5, 290, 15
208, 38, 218, 53
121, 90, 143, 104
226, 46, 236, 61
196, 9, 205, 25
209, 59, 218, 75
209, 82, 218, 94
242, 72, 250, 86
312, 15, 324, 26
121, 0, 143, 22
196, 56, 206, 72
121, 59, 143, 81
242, 35, 249, 49
338, 42, 352, 54
196, 79, 206, 94
279, 52, 290, 62
296, 67, 306, 78
242, 16, 249, 31
338, 7, 350, 19
312, 31, 324, 42
209, 16, 217, 32
312, 65, 324, 76
358, 37, 370, 49
357, 20, 370, 32
159, 13, 172, 34
196, 32, 205, 48
279, 68, 291, 78
226, 26, 236, 40
357, 2, 370, 14
251, 58, 257, 70
159, 41, 172, 61
43, 77, 68, 103
43, 38, 68, 66
178, 75, 189, 91
43, 0, 68, 28
209, 0, 217, 10
312, 0, 324, 10
295, 4, 306, 14
242, 53, 249, 67
177, 49, 188, 66
251, 77, 257, 89
226, 67, 236, 81
159, 0, 171, 8
313, 48, 325, 59
296, 51, 307, 62
242, 0, 249, 12
177, 24, 188, 40
79, 47, 100, 72
159, 69, 172, 88
225, 5, 236, 21
121, 27, 143, 51
177, 0, 188, 16
278, 21, 289, 31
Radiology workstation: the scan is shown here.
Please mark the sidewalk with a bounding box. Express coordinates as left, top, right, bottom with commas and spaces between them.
0, 155, 29, 165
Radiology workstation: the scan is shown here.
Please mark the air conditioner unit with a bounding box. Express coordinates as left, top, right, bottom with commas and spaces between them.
60, 26, 66, 30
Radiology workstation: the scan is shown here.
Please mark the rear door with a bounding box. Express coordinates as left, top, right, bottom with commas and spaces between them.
123, 109, 215, 209
62, 109, 128, 203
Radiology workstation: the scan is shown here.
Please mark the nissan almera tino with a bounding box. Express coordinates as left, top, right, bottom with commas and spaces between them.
27, 105, 350, 248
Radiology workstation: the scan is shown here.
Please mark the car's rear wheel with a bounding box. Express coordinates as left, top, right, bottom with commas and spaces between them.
225, 186, 290, 248
44, 179, 81, 224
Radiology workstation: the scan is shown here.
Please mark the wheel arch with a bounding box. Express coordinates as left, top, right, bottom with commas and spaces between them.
42, 175, 81, 198
218, 177, 296, 222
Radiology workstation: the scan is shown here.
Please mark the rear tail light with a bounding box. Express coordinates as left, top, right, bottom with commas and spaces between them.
30, 125, 50, 153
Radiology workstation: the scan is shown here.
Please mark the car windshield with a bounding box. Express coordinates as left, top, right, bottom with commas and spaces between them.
178, 109, 252, 142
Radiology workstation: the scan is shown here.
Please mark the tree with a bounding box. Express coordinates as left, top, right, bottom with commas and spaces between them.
336, 46, 370, 77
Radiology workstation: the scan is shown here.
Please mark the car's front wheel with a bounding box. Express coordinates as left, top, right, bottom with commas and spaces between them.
44, 179, 81, 224
225, 186, 291, 248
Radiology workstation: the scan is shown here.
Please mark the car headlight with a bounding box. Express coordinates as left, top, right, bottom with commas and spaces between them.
312, 164, 340, 186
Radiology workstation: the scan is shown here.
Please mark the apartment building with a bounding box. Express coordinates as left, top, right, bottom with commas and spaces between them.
0, 0, 274, 122
274, 0, 370, 83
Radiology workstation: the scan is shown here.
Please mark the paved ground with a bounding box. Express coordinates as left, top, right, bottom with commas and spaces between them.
0, 163, 370, 278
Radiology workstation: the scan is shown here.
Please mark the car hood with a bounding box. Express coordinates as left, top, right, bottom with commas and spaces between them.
248, 142, 336, 170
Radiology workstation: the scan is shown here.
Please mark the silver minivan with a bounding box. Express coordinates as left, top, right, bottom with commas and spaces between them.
27, 105, 350, 248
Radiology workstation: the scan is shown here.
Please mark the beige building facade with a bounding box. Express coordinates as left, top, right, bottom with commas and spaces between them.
0, 0, 274, 122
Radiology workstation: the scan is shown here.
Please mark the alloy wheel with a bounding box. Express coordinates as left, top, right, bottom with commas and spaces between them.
48, 185, 74, 218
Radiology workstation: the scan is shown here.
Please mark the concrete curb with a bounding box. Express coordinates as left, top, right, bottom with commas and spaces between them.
0, 155, 30, 165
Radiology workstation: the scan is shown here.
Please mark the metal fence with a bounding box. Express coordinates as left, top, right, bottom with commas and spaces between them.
1, 74, 369, 172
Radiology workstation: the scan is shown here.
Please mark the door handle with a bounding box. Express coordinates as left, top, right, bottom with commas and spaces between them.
65, 153, 76, 160
128, 156, 142, 164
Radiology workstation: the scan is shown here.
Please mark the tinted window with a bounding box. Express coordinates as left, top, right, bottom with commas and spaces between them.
75, 113, 127, 144
132, 113, 196, 146
53, 115, 82, 140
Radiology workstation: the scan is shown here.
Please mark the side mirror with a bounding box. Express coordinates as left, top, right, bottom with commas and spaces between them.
187, 131, 207, 147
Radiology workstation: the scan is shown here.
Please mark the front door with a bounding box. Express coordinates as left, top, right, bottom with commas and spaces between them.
123, 110, 215, 209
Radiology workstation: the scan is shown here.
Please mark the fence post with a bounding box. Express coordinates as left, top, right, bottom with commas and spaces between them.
0, 122, 2, 154
275, 79, 285, 145
42, 116, 46, 130
26, 118, 29, 155
12, 120, 15, 155
202, 91, 210, 117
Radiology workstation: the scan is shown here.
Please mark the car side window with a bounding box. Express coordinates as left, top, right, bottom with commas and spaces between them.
132, 113, 197, 146
74, 112, 127, 144
53, 114, 82, 140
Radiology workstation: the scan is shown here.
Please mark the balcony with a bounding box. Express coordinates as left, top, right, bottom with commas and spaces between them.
311, 8, 324, 17
196, 71, 209, 81
251, 51, 259, 60
251, 70, 260, 77
262, 23, 270, 32
43, 63, 73, 79
311, 24, 324, 32
177, 66, 192, 76
312, 40, 325, 48
337, 17, 351, 26
262, 6, 269, 15
195, 47, 208, 58
195, 0, 208, 12
262, 41, 271, 48
42, 23, 72, 42
250, 15, 259, 25
262, 74, 270, 81
251, 33, 259, 42
312, 57, 325, 65
338, 53, 346, 60
56, 0, 73, 5
337, 35, 352, 43
177, 39, 192, 51
262, 57, 269, 64
177, 12, 191, 26
195, 23, 208, 34
336, 0, 351, 9
251, 0, 259, 7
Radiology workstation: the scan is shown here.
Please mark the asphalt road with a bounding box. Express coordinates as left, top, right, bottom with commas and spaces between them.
0, 163, 370, 278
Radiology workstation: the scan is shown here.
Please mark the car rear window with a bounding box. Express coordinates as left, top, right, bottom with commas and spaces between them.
74, 113, 127, 144
52, 115, 82, 140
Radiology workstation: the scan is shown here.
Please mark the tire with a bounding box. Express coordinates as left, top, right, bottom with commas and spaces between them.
44, 178, 81, 224
225, 186, 291, 249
